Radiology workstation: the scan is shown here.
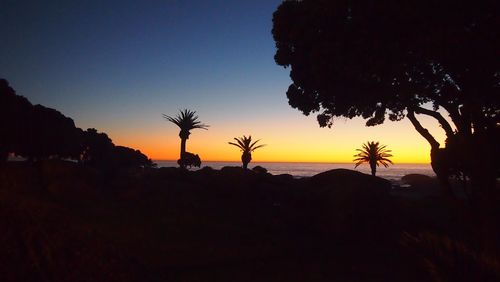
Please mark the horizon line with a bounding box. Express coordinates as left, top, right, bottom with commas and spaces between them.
152, 159, 431, 165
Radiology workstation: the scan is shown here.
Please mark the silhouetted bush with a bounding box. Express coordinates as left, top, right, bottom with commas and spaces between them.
80, 128, 114, 166
23, 105, 81, 161
108, 146, 155, 169
177, 151, 201, 168
0, 79, 33, 159
0, 79, 154, 170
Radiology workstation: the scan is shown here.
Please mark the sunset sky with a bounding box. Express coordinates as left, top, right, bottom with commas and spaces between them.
1, 0, 447, 163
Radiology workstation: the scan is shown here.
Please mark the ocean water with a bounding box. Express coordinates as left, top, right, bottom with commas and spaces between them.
155, 161, 434, 182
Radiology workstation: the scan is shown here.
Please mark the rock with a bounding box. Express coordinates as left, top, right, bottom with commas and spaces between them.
401, 174, 434, 186
191, 166, 216, 181
305, 169, 393, 238
252, 166, 268, 174
310, 168, 391, 195
158, 166, 184, 179
396, 174, 441, 198
218, 166, 253, 178
268, 173, 295, 186
197, 166, 216, 174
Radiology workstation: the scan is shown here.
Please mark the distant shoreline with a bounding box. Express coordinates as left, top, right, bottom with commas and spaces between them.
152, 160, 430, 165
154, 160, 435, 180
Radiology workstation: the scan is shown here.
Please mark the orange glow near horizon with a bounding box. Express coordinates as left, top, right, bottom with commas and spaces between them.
103, 111, 446, 165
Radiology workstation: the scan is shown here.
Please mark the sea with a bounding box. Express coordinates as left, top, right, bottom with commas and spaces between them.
155, 161, 434, 183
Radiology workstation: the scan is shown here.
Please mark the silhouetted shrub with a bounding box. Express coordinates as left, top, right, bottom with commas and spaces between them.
0, 79, 155, 169
80, 128, 114, 166
177, 152, 201, 168
23, 105, 81, 161
0, 79, 33, 158
108, 146, 155, 169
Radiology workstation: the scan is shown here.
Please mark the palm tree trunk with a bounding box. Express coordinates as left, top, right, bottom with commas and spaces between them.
242, 152, 251, 170
370, 161, 376, 176
180, 137, 187, 169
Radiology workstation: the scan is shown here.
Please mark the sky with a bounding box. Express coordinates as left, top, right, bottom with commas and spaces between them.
0, 0, 447, 163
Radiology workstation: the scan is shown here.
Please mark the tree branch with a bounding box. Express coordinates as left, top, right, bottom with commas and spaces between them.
440, 103, 469, 135
407, 110, 440, 149
413, 106, 455, 139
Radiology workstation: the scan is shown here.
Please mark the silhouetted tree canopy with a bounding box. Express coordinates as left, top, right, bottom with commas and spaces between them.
0, 79, 33, 160
80, 129, 155, 169
24, 105, 81, 160
1, 79, 82, 161
0, 79, 155, 169
80, 128, 114, 166
273, 0, 499, 199
108, 146, 156, 169
273, 0, 498, 130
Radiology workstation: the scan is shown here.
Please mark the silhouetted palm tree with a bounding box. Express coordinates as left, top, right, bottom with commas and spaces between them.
228, 135, 265, 169
353, 141, 393, 176
163, 109, 208, 168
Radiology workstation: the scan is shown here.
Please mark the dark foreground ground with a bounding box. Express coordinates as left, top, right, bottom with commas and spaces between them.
0, 161, 499, 282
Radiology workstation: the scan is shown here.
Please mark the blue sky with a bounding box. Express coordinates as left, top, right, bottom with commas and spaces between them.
0, 0, 443, 162
1, 0, 287, 120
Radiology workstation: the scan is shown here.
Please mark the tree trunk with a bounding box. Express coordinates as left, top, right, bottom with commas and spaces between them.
370, 161, 376, 176
407, 110, 455, 197
179, 137, 187, 169
242, 152, 251, 170
430, 147, 454, 197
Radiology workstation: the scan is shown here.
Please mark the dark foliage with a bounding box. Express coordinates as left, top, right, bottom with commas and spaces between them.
110, 146, 156, 169
25, 105, 81, 161
178, 151, 201, 168
80, 128, 114, 166
0, 79, 154, 169
273, 0, 498, 127
81, 129, 155, 169
272, 0, 499, 200
0, 79, 35, 159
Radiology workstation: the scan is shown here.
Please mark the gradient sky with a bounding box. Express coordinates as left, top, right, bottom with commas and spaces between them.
1, 0, 447, 163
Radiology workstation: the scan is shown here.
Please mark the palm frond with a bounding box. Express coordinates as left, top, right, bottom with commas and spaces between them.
249, 139, 260, 148
163, 109, 209, 131
354, 161, 365, 168
228, 141, 244, 151
229, 135, 265, 153
250, 139, 266, 151
239, 136, 249, 148
353, 156, 369, 162
353, 141, 393, 169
